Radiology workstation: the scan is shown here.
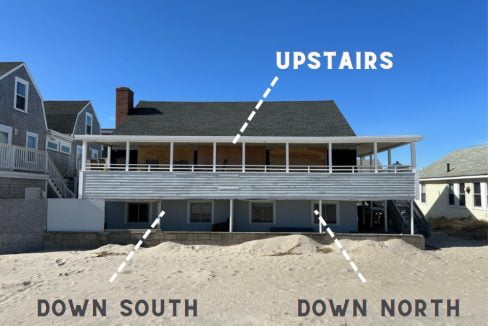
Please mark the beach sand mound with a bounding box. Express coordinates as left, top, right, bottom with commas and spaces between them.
88, 244, 133, 256
339, 239, 420, 253
225, 234, 327, 256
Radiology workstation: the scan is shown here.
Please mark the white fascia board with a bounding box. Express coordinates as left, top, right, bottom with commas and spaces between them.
420, 175, 488, 182
48, 129, 73, 142
0, 171, 49, 180
73, 134, 423, 144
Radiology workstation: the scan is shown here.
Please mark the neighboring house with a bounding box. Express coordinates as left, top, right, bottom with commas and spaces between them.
44, 100, 102, 194
0, 62, 76, 198
417, 144, 488, 221
74, 87, 428, 235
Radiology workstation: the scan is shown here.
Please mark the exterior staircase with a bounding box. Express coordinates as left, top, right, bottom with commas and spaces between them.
47, 157, 75, 198
387, 200, 431, 238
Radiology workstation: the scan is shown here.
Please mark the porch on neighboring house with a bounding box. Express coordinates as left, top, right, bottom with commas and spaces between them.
0, 142, 74, 198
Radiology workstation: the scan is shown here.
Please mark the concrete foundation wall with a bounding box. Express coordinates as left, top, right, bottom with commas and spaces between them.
0, 199, 47, 254
0, 177, 46, 199
44, 231, 425, 250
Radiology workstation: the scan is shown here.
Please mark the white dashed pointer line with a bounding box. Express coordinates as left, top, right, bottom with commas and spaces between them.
232, 76, 279, 144
109, 210, 166, 283
314, 210, 367, 283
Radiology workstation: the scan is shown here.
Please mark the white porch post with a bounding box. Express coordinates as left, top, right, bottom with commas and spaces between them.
387, 149, 392, 167
81, 140, 87, 172
328, 143, 332, 173
319, 199, 323, 233
169, 142, 174, 172
107, 145, 111, 169
229, 199, 234, 232
410, 142, 417, 172
384, 200, 388, 232
212, 142, 217, 172
373, 142, 378, 173
125, 141, 130, 171
410, 199, 414, 235
242, 142, 246, 172
285, 143, 289, 173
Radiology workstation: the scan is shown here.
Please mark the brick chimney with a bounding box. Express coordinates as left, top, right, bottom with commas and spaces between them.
116, 87, 134, 128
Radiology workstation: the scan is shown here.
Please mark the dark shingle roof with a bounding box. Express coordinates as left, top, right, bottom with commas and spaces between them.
113, 100, 356, 137
44, 100, 90, 134
0, 62, 23, 76
420, 144, 488, 179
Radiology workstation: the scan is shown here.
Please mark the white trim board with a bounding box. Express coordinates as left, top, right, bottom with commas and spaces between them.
0, 171, 49, 180
420, 175, 488, 182
0, 63, 23, 81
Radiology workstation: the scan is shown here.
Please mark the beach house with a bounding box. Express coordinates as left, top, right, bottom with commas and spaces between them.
417, 144, 488, 221
74, 87, 429, 235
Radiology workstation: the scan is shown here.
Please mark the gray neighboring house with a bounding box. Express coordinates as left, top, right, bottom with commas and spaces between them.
44, 100, 102, 195
417, 144, 488, 221
0, 61, 76, 198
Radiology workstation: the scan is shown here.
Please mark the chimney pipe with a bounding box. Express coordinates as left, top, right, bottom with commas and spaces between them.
116, 87, 134, 128
446, 163, 450, 172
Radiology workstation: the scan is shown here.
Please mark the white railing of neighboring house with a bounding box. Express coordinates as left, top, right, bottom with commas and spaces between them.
84, 162, 414, 174
47, 156, 75, 198
0, 142, 47, 173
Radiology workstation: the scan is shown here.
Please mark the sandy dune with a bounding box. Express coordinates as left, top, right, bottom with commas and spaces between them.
0, 234, 486, 325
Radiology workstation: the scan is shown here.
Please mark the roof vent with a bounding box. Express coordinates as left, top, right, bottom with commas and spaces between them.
446, 163, 450, 172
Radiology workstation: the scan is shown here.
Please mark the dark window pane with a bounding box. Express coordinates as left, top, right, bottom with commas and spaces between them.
138, 204, 149, 222
17, 82, 26, 96
448, 184, 455, 205
190, 202, 211, 222
16, 95, 25, 110
324, 204, 337, 224
474, 195, 481, 207
252, 203, 273, 223
474, 183, 481, 193
128, 204, 139, 222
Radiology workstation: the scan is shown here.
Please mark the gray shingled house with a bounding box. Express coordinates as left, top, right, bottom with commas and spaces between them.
44, 101, 102, 195
74, 87, 429, 235
0, 62, 74, 198
417, 144, 488, 221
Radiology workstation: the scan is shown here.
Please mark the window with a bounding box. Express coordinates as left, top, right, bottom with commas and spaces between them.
85, 113, 93, 135
0, 124, 12, 144
448, 183, 455, 206
14, 77, 29, 112
474, 182, 481, 207
26, 132, 38, 149
127, 203, 149, 223
189, 201, 212, 223
420, 184, 426, 203
76, 145, 82, 169
250, 202, 274, 224
60, 142, 71, 154
91, 148, 99, 159
312, 202, 338, 224
459, 183, 466, 206
47, 138, 59, 151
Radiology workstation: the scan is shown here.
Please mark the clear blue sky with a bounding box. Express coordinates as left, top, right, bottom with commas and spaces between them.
1, 0, 486, 167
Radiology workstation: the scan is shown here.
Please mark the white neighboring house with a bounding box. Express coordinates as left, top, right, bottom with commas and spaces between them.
417, 144, 488, 221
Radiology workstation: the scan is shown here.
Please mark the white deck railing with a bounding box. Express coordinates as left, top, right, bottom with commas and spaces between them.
84, 162, 414, 173
0, 143, 47, 173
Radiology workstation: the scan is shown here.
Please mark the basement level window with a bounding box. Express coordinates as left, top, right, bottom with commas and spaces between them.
127, 203, 149, 223
189, 201, 212, 223
474, 182, 481, 207
250, 202, 275, 224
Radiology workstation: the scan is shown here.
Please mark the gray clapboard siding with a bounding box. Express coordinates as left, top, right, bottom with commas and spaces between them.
82, 171, 416, 200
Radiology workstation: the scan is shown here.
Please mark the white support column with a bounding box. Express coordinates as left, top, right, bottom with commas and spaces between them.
328, 143, 332, 173
107, 145, 111, 169
212, 142, 217, 172
81, 140, 87, 172
285, 143, 289, 173
410, 200, 414, 235
373, 142, 378, 173
387, 149, 392, 167
229, 199, 234, 232
125, 141, 130, 172
319, 199, 323, 233
242, 142, 246, 172
169, 142, 174, 172
384, 200, 388, 232
410, 142, 417, 172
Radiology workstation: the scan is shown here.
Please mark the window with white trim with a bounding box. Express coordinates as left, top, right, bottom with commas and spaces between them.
127, 203, 149, 223
189, 201, 212, 223
459, 183, 466, 206
60, 141, 71, 154
85, 113, 93, 135
0, 124, 12, 144
473, 182, 481, 207
14, 77, 29, 112
47, 138, 59, 151
250, 202, 274, 224
312, 202, 338, 224
26, 132, 38, 149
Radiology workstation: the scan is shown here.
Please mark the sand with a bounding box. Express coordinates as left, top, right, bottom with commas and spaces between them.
0, 233, 486, 325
